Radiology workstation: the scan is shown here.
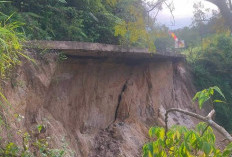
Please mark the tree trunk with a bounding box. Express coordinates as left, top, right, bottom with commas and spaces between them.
229, 0, 232, 10
206, 0, 232, 32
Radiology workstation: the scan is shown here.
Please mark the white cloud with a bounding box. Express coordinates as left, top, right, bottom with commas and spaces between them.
145, 0, 218, 28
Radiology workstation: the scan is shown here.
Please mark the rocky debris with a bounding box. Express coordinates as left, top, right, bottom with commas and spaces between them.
90, 126, 121, 157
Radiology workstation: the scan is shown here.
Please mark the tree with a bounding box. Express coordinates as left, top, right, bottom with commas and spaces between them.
0, 0, 122, 44
146, 0, 232, 32
205, 0, 232, 32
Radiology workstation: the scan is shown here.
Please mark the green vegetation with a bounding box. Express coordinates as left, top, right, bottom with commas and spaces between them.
183, 34, 232, 131
0, 8, 67, 157
174, 4, 232, 132
0, 0, 176, 51
0, 0, 165, 50
144, 123, 232, 157
1, 0, 232, 156
143, 87, 232, 157
0, 0, 119, 43
0, 130, 67, 156
0, 15, 24, 79
143, 123, 227, 157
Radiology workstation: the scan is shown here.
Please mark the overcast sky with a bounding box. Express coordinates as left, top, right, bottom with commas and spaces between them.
145, 0, 218, 29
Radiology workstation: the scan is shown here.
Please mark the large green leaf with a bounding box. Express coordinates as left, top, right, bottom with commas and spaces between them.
193, 86, 226, 109
202, 142, 211, 155
211, 86, 226, 100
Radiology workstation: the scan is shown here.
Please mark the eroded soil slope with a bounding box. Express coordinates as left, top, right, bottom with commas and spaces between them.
3, 52, 200, 156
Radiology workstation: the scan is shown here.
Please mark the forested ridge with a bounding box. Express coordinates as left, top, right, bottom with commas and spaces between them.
1, 0, 122, 43
0, 0, 171, 51
174, 4, 232, 131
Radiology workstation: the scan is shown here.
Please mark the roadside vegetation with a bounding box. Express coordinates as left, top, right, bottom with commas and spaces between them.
175, 2, 232, 132
143, 87, 232, 157
0, 12, 70, 157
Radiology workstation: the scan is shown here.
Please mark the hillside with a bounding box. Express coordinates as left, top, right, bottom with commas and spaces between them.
1, 43, 206, 156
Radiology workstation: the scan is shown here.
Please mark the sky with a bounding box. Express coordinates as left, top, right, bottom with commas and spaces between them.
145, 0, 218, 29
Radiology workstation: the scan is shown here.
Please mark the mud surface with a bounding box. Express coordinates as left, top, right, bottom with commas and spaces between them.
3, 52, 206, 156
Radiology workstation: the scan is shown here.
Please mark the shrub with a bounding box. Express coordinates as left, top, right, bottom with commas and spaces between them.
184, 34, 232, 131
143, 86, 232, 157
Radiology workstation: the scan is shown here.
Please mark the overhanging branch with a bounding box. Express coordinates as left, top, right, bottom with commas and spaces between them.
165, 108, 232, 142
147, 0, 167, 13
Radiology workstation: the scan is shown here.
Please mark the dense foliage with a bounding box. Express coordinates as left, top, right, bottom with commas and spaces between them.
143, 123, 232, 157
183, 34, 232, 131
174, 7, 232, 132
0, 0, 173, 51
0, 16, 24, 79
0, 0, 157, 49
0, 0, 119, 44
143, 87, 232, 157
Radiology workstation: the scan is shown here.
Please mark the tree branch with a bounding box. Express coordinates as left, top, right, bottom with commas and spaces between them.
206, 109, 215, 119
147, 0, 166, 13
205, 0, 232, 31
165, 108, 232, 142
164, 1, 175, 25
228, 0, 232, 10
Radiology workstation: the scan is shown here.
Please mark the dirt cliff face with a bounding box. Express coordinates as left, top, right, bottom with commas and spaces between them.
3, 52, 200, 156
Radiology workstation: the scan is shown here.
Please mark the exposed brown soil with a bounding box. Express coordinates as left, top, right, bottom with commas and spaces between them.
2, 52, 221, 156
